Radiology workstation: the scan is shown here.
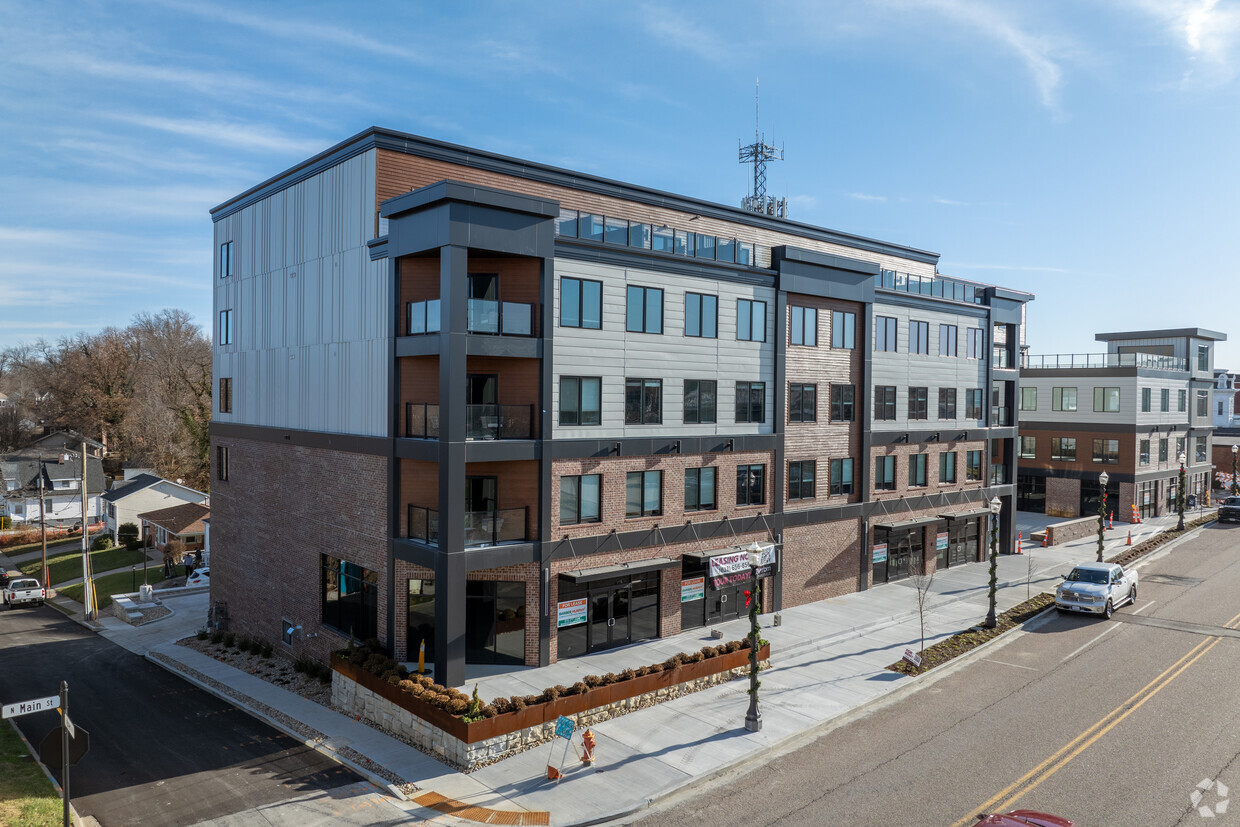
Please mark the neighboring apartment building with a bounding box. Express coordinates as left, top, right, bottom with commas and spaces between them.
1017, 329, 1225, 520
210, 127, 1031, 686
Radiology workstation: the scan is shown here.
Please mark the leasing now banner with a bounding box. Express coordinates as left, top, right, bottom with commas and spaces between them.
708, 547, 775, 586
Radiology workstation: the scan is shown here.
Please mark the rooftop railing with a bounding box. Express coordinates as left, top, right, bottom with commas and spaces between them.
878, 269, 986, 305
1021, 353, 1187, 371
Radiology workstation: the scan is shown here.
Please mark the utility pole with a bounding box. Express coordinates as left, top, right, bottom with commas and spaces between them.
61, 680, 70, 827
39, 472, 48, 587
80, 443, 93, 620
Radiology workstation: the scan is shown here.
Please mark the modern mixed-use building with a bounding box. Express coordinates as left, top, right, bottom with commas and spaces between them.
210, 127, 1032, 685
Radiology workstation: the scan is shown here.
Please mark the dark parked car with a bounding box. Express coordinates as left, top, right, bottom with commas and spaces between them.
1220, 496, 1240, 523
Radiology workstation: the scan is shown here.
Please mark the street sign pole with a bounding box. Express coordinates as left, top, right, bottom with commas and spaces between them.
61, 681, 69, 827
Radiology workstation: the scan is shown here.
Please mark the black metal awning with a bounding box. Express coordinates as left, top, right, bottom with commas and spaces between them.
872, 516, 940, 531
938, 507, 992, 521
559, 557, 679, 584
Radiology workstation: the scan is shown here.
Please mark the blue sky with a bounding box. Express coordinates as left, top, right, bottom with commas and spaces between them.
3, 0, 1239, 366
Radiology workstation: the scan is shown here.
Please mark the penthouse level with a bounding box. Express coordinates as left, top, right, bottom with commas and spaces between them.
209, 127, 1032, 687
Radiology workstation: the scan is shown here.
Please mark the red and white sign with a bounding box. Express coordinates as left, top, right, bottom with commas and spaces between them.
902, 648, 922, 667
708, 546, 775, 580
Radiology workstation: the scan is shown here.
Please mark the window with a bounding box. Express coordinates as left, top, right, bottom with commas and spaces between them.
790, 306, 817, 346
624, 378, 662, 424
1198, 345, 1210, 372
875, 456, 896, 491
321, 555, 378, 641
939, 388, 957, 419
909, 321, 929, 354
789, 383, 817, 422
683, 380, 717, 424
1161, 388, 1170, 412
736, 465, 766, 505
216, 445, 229, 481
1139, 439, 1150, 466
1141, 387, 1151, 413
737, 299, 766, 342
629, 221, 651, 248
1018, 436, 1036, 459
1179, 389, 1187, 412
1196, 435, 1208, 463
560, 475, 601, 524
218, 378, 232, 414
556, 208, 579, 237
1176, 437, 1186, 459
1092, 439, 1119, 464
652, 224, 673, 252
939, 324, 957, 356
876, 316, 898, 352
1197, 390, 1209, 417
939, 451, 956, 483
1094, 387, 1120, 412
685, 467, 717, 511
219, 309, 234, 345
908, 387, 929, 420
695, 232, 716, 259
831, 385, 855, 421
604, 216, 627, 244
832, 311, 856, 348
1159, 438, 1168, 463
735, 381, 765, 423
966, 450, 983, 481
966, 328, 984, 359
626, 286, 663, 333
1020, 387, 1037, 411
1051, 437, 1076, 462
625, 470, 662, 517
685, 293, 718, 338
1052, 387, 1077, 412
830, 458, 854, 495
875, 386, 897, 420
788, 460, 816, 500
560, 377, 601, 425
908, 454, 927, 487
219, 240, 233, 278
560, 277, 602, 329
965, 388, 984, 420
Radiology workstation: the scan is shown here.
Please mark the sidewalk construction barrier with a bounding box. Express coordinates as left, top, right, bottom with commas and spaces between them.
1131, 504, 1141, 524
547, 715, 575, 782
1127, 531, 1132, 546
1108, 512, 1114, 530
1016, 532, 1023, 555
1041, 534, 1047, 548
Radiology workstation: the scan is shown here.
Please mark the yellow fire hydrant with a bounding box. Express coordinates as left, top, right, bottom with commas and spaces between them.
580, 728, 596, 764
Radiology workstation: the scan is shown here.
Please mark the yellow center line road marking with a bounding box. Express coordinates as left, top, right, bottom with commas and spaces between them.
952, 608, 1240, 827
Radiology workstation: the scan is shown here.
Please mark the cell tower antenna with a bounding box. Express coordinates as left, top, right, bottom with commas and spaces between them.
739, 78, 787, 218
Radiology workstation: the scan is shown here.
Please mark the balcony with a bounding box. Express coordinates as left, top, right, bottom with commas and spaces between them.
989, 465, 1009, 485
991, 407, 1012, 427
405, 403, 534, 440
992, 347, 1014, 369
407, 505, 529, 548
404, 299, 535, 337
1021, 352, 1188, 371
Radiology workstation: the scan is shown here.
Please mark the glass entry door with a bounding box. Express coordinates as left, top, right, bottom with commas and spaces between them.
705, 580, 745, 624
589, 584, 631, 653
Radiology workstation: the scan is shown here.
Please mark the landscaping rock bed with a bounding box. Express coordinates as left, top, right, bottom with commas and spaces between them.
177, 636, 332, 707
886, 593, 1055, 676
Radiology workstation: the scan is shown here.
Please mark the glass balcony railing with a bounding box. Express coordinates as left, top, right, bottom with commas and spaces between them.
407, 505, 528, 548
992, 347, 1014, 369
1021, 352, 1188, 371
991, 407, 1012, 427
878, 269, 986, 304
989, 465, 1009, 485
405, 298, 535, 337
405, 403, 534, 440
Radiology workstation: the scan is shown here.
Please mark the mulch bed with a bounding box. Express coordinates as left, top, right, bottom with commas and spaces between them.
887, 592, 1056, 676
177, 636, 332, 706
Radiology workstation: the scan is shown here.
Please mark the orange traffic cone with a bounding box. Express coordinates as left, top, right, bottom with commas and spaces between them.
1016, 531, 1023, 554
1126, 531, 1132, 546
1041, 534, 1047, 548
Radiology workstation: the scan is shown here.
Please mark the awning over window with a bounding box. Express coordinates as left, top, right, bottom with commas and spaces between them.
938, 507, 992, 521
872, 516, 940, 531
559, 557, 679, 584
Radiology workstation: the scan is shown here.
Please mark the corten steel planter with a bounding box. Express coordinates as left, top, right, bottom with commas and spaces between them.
332, 643, 769, 745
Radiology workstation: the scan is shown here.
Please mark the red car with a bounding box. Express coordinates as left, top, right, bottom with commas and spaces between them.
976, 812, 1074, 827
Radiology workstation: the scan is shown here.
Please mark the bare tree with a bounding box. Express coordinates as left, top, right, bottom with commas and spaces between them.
910, 553, 937, 654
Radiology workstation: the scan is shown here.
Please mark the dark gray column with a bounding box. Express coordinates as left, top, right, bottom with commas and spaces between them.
537, 253, 554, 667
858, 307, 873, 590
386, 255, 400, 654
771, 291, 787, 611
435, 244, 468, 687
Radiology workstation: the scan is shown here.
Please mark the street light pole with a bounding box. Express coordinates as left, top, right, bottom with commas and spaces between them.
1231, 444, 1238, 497
744, 543, 764, 733
1097, 470, 1109, 563
984, 496, 1002, 628
1177, 452, 1187, 531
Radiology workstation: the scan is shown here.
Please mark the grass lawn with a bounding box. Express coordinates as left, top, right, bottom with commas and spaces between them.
18, 547, 149, 586
0, 721, 61, 827
0, 531, 99, 558
58, 567, 166, 611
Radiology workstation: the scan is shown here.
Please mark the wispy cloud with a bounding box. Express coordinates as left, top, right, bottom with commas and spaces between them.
102, 113, 325, 156
849, 192, 888, 202
639, 4, 731, 63
932, 196, 969, 206
948, 262, 1071, 273
1133, 0, 1240, 85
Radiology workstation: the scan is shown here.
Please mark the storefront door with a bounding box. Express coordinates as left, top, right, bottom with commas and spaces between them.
588, 583, 632, 653
705, 580, 745, 624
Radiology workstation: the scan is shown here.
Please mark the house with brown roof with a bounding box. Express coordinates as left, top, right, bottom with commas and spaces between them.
137, 501, 210, 557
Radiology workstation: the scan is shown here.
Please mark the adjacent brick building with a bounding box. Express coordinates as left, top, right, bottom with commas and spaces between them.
210, 127, 1031, 686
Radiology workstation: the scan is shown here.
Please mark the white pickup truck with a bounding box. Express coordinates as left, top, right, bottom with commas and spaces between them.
2, 577, 46, 609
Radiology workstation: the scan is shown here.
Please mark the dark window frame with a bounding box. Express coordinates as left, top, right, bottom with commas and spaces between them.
683, 379, 718, 424
788, 460, 816, 500
831, 310, 856, 349
736, 464, 766, 506
829, 458, 854, 495
685, 467, 717, 511
908, 387, 929, 420
909, 320, 929, 355
218, 377, 232, 414
875, 386, 897, 421
939, 451, 956, 483
625, 470, 663, 517
559, 376, 602, 426
560, 474, 602, 524
908, 453, 928, 487
624, 378, 663, 425
560, 277, 603, 330
966, 450, 983, 481
684, 292, 718, 338
790, 306, 817, 347
737, 299, 767, 342
219, 240, 234, 279
626, 285, 664, 334
735, 381, 766, 424
938, 387, 957, 420
875, 456, 896, 491
789, 382, 817, 423
831, 384, 856, 422
876, 315, 898, 352
1051, 437, 1077, 462
965, 388, 984, 420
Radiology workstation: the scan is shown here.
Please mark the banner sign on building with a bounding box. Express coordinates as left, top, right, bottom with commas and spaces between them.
556, 598, 588, 628
681, 577, 705, 602
708, 547, 775, 588
936, 532, 949, 553
872, 543, 888, 564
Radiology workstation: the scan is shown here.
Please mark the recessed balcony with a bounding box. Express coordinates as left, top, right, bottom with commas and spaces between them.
405, 299, 536, 338
407, 505, 530, 548
404, 403, 534, 440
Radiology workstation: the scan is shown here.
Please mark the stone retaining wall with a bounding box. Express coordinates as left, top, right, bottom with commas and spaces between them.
1046, 515, 1102, 545
332, 658, 769, 771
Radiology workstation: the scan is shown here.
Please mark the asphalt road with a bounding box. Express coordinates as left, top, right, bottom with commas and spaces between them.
636, 522, 1240, 827
0, 604, 368, 826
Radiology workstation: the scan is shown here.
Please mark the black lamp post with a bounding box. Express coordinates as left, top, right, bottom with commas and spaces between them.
1096, 470, 1109, 563
1231, 444, 1238, 496
984, 496, 1002, 629
1177, 452, 1187, 531
744, 543, 764, 732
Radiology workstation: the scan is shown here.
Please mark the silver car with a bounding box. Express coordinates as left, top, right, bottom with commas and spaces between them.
1055, 562, 1138, 619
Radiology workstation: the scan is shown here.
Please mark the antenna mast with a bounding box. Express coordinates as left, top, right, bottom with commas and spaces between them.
739, 79, 786, 218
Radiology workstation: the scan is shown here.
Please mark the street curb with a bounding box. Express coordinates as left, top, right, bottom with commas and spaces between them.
141, 649, 413, 804
5, 717, 87, 826
577, 601, 1059, 827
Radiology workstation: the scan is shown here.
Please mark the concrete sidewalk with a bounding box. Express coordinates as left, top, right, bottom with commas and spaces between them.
97, 509, 1211, 826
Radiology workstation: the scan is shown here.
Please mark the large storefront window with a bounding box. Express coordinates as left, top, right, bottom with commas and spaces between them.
873, 526, 925, 584
407, 579, 435, 662
557, 572, 661, 659
679, 548, 773, 631
321, 555, 378, 641
466, 581, 527, 665
1016, 474, 1046, 513
936, 518, 981, 569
